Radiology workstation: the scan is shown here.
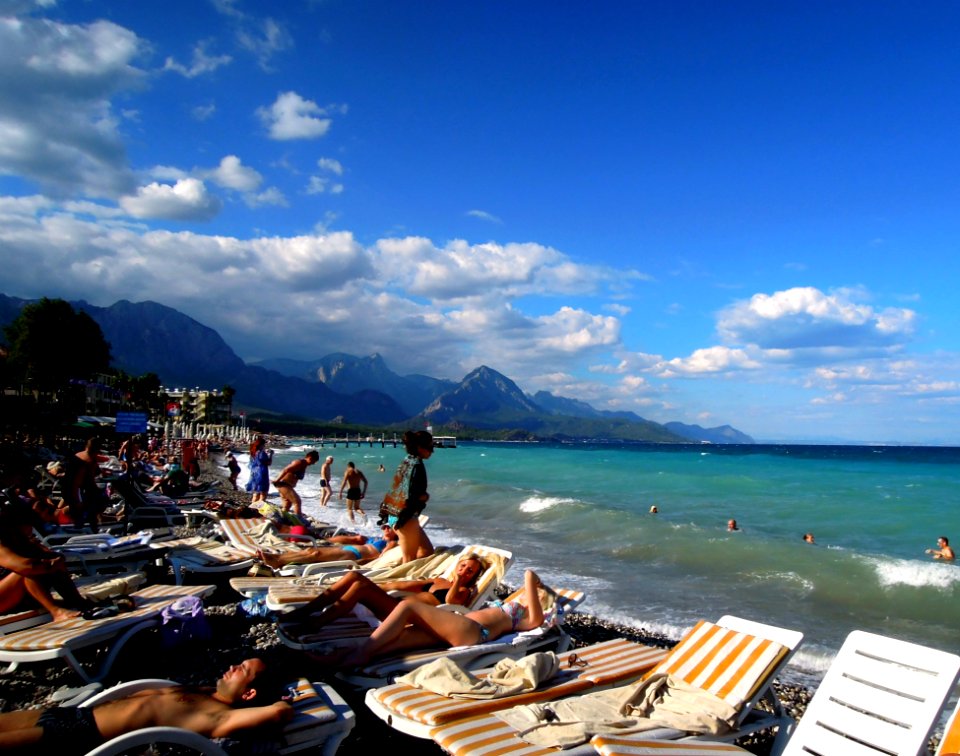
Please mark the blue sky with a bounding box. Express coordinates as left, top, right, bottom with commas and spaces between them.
2, 1, 960, 443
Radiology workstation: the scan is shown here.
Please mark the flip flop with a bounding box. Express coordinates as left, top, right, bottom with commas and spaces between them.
82, 605, 119, 620
50, 682, 103, 705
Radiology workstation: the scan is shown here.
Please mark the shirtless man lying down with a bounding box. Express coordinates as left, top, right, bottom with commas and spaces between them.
0, 658, 292, 754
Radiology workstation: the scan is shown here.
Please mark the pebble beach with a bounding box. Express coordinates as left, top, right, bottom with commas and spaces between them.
0, 451, 864, 756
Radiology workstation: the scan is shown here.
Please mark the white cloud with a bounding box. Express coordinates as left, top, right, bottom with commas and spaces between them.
192, 103, 216, 121
258, 91, 339, 140
119, 178, 221, 220
0, 15, 144, 197
163, 41, 232, 78
237, 17, 292, 70
317, 157, 343, 175
717, 286, 916, 350
205, 155, 262, 192
245, 186, 287, 207
306, 176, 344, 195
466, 209, 502, 224
656, 346, 763, 376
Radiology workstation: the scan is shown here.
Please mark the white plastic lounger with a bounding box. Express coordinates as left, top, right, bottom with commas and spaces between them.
429, 614, 803, 756
266, 544, 512, 614
80, 676, 354, 756
0, 583, 216, 682
164, 536, 256, 585
366, 637, 670, 739
593, 629, 960, 756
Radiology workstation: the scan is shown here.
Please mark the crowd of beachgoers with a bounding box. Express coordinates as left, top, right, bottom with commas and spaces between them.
16, 429, 946, 755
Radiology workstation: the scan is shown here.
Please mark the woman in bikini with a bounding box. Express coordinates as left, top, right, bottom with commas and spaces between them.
335, 569, 545, 667
257, 525, 399, 569
285, 553, 487, 628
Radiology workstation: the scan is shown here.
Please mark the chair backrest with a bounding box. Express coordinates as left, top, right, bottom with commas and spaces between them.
648, 616, 800, 715
783, 630, 960, 756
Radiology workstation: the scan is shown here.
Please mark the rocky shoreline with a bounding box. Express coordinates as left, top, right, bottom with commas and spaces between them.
0, 454, 820, 755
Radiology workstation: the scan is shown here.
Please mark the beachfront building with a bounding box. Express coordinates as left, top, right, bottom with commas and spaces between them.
160, 387, 233, 426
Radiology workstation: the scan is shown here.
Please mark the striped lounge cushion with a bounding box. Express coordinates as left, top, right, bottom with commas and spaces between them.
649, 620, 788, 708
279, 678, 337, 747
371, 638, 668, 727
592, 738, 750, 755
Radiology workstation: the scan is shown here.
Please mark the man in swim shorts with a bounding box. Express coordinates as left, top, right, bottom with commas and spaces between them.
318, 456, 333, 507
272, 451, 319, 517
0, 658, 292, 753
338, 461, 368, 522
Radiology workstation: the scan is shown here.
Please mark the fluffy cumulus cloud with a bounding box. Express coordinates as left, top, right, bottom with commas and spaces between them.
376, 238, 614, 301
258, 92, 341, 140
205, 155, 262, 192
119, 178, 221, 220
717, 286, 917, 350
0, 15, 144, 197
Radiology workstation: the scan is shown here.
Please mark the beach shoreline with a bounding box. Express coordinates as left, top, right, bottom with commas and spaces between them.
1, 450, 919, 755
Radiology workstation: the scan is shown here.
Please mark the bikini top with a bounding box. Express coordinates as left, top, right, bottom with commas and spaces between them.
367, 538, 388, 552
430, 586, 449, 604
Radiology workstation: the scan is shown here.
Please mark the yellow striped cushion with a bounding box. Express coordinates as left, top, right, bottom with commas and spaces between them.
592, 736, 749, 755
279, 678, 337, 746
649, 620, 788, 708
431, 712, 559, 756
372, 639, 664, 727
0, 584, 214, 651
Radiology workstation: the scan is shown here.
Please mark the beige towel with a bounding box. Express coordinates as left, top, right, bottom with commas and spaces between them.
369, 549, 456, 581
495, 672, 738, 748
397, 652, 559, 699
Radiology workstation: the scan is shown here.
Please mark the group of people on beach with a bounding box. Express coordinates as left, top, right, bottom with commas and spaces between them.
0, 425, 559, 751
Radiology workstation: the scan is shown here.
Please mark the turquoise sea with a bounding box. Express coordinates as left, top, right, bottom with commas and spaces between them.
241, 441, 960, 687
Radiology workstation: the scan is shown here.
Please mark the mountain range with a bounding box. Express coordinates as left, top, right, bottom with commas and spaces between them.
0, 294, 754, 443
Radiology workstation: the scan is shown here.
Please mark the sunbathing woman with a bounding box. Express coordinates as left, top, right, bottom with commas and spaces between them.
332, 569, 546, 667
257, 525, 399, 569
285, 553, 487, 628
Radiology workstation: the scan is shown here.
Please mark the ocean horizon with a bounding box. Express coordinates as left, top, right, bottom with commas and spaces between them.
239, 439, 960, 688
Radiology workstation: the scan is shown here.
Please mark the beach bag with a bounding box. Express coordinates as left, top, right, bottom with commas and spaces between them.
379, 455, 416, 524
160, 596, 211, 648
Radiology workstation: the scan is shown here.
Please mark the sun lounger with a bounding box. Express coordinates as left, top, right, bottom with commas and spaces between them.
164, 536, 257, 585
0, 583, 216, 682
366, 637, 670, 739
593, 629, 960, 756
217, 516, 317, 557
0, 571, 146, 637
54, 529, 181, 576
429, 614, 802, 756
332, 586, 586, 689
78, 676, 354, 756
265, 544, 513, 613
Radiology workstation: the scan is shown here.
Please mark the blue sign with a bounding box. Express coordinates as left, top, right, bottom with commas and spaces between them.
115, 411, 148, 434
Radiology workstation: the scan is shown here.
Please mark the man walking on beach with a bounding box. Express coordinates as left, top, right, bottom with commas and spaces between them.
272, 451, 320, 518
0, 658, 292, 753
339, 461, 368, 522
319, 456, 333, 507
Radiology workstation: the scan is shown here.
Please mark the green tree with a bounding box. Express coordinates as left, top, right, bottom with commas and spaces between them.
3, 298, 112, 393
